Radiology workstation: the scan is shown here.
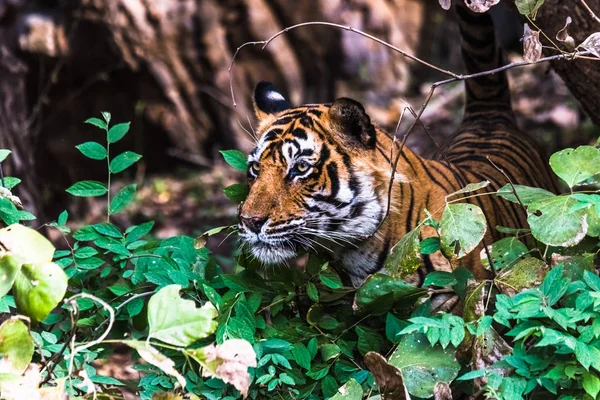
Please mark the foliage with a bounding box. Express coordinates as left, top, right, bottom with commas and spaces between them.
0, 107, 599, 400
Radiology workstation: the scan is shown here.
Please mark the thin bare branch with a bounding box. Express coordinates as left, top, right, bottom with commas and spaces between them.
580, 0, 600, 24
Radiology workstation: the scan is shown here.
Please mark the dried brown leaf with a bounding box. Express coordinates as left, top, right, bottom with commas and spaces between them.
434, 382, 453, 400
579, 32, 600, 58
364, 352, 411, 400
464, 0, 500, 13
556, 16, 575, 50
438, 0, 451, 10
523, 24, 542, 63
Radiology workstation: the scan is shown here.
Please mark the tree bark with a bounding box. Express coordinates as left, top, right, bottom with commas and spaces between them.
534, 0, 600, 127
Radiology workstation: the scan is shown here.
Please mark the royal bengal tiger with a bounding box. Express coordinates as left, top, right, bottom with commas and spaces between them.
237, 3, 558, 287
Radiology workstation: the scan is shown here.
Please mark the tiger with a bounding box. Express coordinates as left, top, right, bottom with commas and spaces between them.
237, 3, 558, 287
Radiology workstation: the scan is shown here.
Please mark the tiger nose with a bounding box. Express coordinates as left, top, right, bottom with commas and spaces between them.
240, 215, 268, 233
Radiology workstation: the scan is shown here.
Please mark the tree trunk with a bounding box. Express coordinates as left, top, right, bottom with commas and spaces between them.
534, 0, 600, 127
0, 0, 425, 216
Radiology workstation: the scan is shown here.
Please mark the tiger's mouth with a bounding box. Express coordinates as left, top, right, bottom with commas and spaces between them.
246, 240, 298, 264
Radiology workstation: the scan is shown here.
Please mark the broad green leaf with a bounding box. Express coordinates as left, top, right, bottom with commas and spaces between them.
321, 343, 341, 361
494, 258, 548, 296
330, 378, 363, 400
583, 372, 600, 398
587, 204, 600, 237
423, 271, 457, 287
0, 224, 55, 264
92, 223, 122, 238
385, 225, 421, 277
223, 183, 249, 202
75, 141, 107, 160
148, 284, 218, 346
291, 343, 311, 370
354, 273, 427, 315
66, 180, 107, 197
84, 117, 107, 130
527, 195, 588, 247
13, 262, 68, 322
125, 221, 154, 243
107, 122, 130, 143
57, 210, 68, 226
220, 150, 248, 172
0, 150, 11, 163
110, 184, 137, 214
388, 333, 460, 398
420, 237, 440, 255
446, 181, 490, 199
123, 340, 186, 387
109, 151, 142, 174
2, 177, 21, 190
515, 0, 545, 17
74, 246, 98, 259
306, 281, 319, 302
0, 255, 21, 297
440, 203, 486, 259
496, 184, 554, 206
550, 146, 600, 188
319, 267, 343, 289
0, 319, 34, 374
481, 237, 529, 271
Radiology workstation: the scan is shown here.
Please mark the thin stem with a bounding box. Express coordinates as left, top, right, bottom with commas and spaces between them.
527, 16, 564, 53
580, 0, 600, 24
0, 162, 4, 188
106, 126, 111, 223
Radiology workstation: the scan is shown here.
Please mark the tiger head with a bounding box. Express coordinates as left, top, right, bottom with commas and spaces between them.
238, 81, 392, 264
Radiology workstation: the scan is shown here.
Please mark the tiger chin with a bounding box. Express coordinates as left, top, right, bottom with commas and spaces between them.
237, 81, 402, 287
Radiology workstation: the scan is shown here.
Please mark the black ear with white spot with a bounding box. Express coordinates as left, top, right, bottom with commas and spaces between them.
253, 81, 291, 121
328, 98, 376, 148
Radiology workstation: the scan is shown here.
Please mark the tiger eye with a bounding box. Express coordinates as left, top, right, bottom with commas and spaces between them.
250, 161, 260, 173
296, 162, 309, 172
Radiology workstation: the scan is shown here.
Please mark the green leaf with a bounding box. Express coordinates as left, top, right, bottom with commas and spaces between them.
85, 117, 107, 130
0, 224, 55, 264
385, 312, 406, 343
0, 318, 34, 374
13, 262, 68, 322
74, 246, 98, 259
321, 343, 341, 361
494, 258, 548, 296
101, 111, 111, 124
423, 271, 457, 287
385, 224, 421, 277
92, 223, 122, 238
515, 0, 546, 17
57, 210, 68, 227
125, 221, 154, 243
583, 372, 600, 398
388, 333, 460, 398
109, 151, 142, 174
354, 274, 427, 315
223, 183, 249, 202
306, 281, 319, 302
0, 254, 20, 298
75, 141, 107, 160
0, 149, 11, 163
107, 122, 130, 143
330, 378, 363, 400
440, 203, 487, 258
319, 267, 343, 289
527, 195, 588, 247
147, 284, 218, 346
550, 146, 600, 188
220, 150, 248, 172
481, 237, 529, 271
291, 343, 311, 370
420, 237, 441, 255
66, 180, 107, 197
497, 184, 554, 206
110, 184, 137, 214
2, 177, 21, 190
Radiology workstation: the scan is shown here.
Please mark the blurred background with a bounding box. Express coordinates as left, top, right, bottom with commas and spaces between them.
0, 0, 598, 248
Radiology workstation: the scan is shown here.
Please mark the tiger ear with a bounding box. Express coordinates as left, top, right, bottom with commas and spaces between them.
253, 81, 292, 122
328, 98, 376, 148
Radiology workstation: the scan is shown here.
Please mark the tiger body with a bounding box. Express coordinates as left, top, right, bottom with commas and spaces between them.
237, 4, 557, 286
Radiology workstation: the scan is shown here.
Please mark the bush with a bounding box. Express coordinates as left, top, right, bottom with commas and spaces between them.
0, 114, 599, 400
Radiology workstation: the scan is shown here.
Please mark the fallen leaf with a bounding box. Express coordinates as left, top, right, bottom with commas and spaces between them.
365, 352, 411, 399
523, 24, 542, 63
556, 17, 575, 50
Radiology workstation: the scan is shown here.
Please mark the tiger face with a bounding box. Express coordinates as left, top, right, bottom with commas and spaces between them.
238, 81, 389, 265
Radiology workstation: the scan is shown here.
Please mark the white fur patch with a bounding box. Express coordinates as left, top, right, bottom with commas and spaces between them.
266, 91, 286, 102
